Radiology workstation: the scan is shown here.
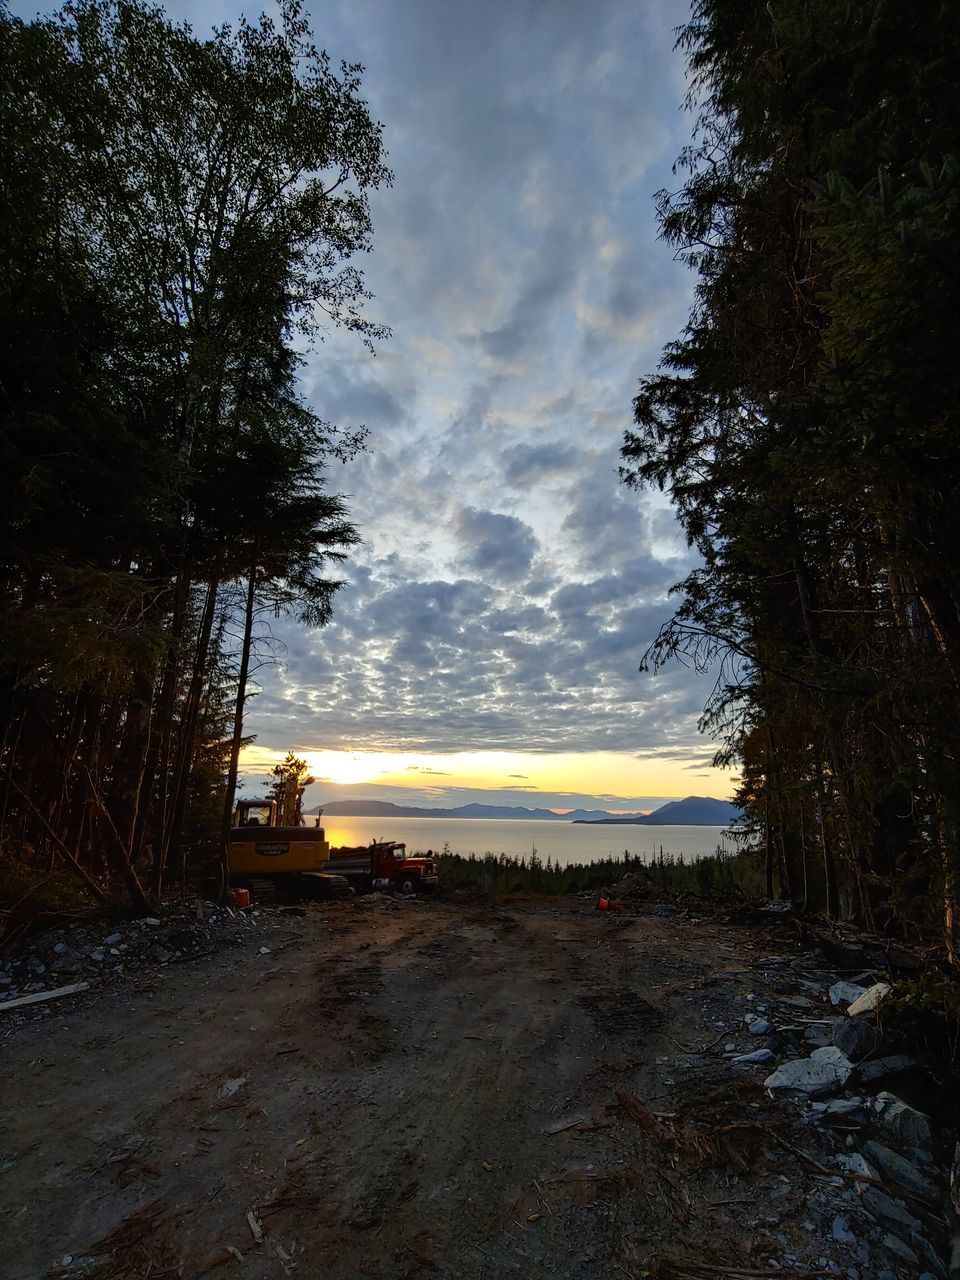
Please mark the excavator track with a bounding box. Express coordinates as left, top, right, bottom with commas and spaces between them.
234, 873, 352, 904
245, 877, 280, 903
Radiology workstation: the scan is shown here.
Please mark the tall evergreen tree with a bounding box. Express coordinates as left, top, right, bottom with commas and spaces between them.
0, 0, 389, 912
623, 0, 960, 960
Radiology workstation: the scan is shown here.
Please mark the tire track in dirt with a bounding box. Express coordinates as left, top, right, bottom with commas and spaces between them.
2, 898, 818, 1280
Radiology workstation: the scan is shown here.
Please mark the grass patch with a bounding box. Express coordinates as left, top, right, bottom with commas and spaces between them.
0, 853, 100, 916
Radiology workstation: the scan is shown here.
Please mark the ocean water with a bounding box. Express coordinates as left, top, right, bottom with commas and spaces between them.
319, 816, 735, 868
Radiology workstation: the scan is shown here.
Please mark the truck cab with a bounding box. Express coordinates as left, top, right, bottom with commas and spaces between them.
324, 842, 439, 894
370, 843, 438, 894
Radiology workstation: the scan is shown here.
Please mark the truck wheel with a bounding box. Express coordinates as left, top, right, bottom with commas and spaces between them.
394, 876, 417, 895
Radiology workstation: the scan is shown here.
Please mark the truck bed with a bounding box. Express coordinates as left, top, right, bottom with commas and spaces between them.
324, 849, 375, 877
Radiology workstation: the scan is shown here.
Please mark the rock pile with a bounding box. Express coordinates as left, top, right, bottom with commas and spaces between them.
0, 902, 269, 1010
718, 965, 956, 1278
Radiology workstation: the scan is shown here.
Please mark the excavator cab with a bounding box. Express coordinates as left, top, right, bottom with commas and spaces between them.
234, 800, 276, 827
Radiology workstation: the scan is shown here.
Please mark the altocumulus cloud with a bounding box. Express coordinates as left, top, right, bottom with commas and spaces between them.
132, 0, 719, 769
454, 508, 540, 583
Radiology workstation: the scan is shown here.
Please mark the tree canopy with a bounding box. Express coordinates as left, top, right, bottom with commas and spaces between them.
623, 0, 960, 961
0, 0, 390, 913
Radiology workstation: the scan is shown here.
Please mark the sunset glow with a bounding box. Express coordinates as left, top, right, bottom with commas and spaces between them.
239, 745, 734, 805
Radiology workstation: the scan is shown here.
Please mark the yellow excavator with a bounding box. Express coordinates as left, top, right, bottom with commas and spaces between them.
228, 798, 351, 901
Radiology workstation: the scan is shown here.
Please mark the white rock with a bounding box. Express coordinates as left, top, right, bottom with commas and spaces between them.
863, 1139, 939, 1203
874, 1092, 933, 1150
219, 1075, 247, 1099
809, 1097, 865, 1120
810, 1044, 856, 1078
860, 1186, 922, 1235
765, 1049, 852, 1097
846, 982, 892, 1017
832, 1214, 857, 1245
732, 1048, 775, 1065
836, 1152, 879, 1181
829, 980, 868, 1009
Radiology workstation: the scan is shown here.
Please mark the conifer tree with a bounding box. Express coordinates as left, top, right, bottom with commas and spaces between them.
623, 0, 960, 959
0, 0, 389, 912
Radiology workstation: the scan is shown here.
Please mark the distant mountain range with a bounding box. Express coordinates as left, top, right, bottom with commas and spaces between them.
310, 796, 741, 826
311, 800, 616, 821
573, 796, 741, 826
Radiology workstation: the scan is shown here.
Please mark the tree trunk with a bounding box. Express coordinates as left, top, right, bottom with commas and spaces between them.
798, 790, 808, 912
165, 570, 220, 893
763, 724, 777, 898
937, 818, 960, 971
814, 753, 839, 919
219, 564, 257, 900
108, 665, 155, 874
81, 760, 153, 911
0, 710, 24, 846
132, 560, 193, 873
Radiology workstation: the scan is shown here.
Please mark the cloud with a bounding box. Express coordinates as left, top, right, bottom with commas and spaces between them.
307, 356, 414, 436
129, 0, 725, 778
503, 442, 580, 486
477, 214, 586, 361
0, 0, 730, 798
277, 777, 694, 813
454, 508, 540, 583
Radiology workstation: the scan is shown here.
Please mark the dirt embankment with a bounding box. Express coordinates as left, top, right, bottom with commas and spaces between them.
0, 896, 954, 1279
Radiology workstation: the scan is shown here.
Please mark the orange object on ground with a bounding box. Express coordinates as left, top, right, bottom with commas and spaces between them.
229, 887, 251, 909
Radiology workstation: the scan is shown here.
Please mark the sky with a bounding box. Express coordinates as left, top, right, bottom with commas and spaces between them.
174, 0, 729, 813
17, 0, 734, 813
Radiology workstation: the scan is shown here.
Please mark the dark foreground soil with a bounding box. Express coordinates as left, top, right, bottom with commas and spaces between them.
0, 896, 950, 1279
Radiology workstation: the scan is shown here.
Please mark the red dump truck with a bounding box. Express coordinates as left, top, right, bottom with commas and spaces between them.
324, 842, 439, 895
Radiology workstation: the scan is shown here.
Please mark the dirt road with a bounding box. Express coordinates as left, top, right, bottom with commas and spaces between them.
0, 896, 932, 1278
